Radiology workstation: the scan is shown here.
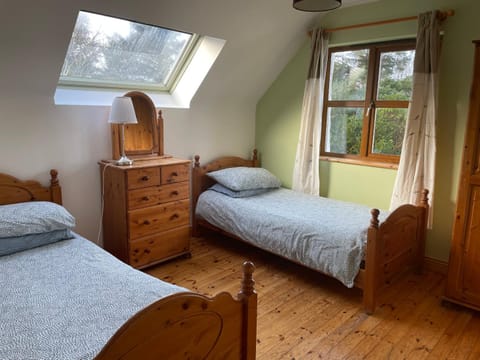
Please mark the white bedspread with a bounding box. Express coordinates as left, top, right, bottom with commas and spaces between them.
196, 188, 387, 288
0, 233, 185, 360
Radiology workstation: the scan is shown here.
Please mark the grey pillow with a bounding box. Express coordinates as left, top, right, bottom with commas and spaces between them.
207, 167, 281, 191
0, 229, 74, 256
209, 183, 272, 198
0, 201, 76, 238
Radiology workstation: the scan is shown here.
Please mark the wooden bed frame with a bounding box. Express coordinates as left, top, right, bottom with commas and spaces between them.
0, 170, 257, 359
192, 150, 429, 314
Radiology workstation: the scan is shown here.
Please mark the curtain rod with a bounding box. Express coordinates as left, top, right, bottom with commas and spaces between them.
309, 9, 454, 36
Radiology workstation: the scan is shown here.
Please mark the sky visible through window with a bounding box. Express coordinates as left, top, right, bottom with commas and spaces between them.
60, 11, 194, 90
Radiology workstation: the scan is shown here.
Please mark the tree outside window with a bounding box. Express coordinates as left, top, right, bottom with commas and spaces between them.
321, 40, 415, 167
59, 11, 197, 91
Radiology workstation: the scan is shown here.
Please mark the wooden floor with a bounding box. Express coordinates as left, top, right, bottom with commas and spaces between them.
146, 233, 480, 359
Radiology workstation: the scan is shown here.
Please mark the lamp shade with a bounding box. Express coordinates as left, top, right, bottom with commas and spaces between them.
293, 0, 341, 12
108, 97, 138, 124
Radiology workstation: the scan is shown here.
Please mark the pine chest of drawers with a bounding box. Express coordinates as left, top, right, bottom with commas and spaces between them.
99, 158, 191, 269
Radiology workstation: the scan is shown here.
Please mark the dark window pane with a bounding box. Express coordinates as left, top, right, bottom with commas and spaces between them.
372, 108, 407, 155
329, 49, 369, 101
377, 50, 415, 101
325, 107, 364, 155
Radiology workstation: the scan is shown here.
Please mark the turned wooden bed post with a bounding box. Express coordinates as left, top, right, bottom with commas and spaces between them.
416, 189, 430, 274
192, 155, 202, 237
49, 169, 63, 205
252, 149, 259, 167
363, 209, 380, 314
238, 261, 257, 360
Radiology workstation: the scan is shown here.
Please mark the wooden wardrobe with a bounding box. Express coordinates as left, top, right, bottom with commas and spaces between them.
444, 40, 480, 311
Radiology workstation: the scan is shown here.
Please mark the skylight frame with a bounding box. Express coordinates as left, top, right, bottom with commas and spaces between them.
58, 10, 200, 93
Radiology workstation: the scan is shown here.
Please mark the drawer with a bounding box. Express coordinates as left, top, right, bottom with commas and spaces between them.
129, 199, 190, 239
127, 168, 160, 189
129, 226, 191, 268
128, 182, 190, 210
161, 163, 190, 185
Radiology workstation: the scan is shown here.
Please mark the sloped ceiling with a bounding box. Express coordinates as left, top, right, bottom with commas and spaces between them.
0, 0, 376, 106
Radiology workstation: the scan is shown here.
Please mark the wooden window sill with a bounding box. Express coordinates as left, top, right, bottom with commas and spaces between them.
319, 156, 399, 170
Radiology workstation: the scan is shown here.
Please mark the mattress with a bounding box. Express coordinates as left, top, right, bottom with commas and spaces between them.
0, 233, 186, 360
196, 187, 388, 288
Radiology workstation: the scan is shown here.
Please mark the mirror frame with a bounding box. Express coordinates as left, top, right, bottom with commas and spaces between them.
111, 91, 164, 160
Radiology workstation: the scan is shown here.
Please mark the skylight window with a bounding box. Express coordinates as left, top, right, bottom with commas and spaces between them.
59, 11, 197, 91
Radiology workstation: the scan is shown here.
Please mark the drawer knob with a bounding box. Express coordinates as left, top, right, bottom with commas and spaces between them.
171, 191, 179, 196
143, 220, 151, 225
142, 196, 150, 201
141, 175, 150, 181
170, 213, 179, 220
167, 172, 178, 182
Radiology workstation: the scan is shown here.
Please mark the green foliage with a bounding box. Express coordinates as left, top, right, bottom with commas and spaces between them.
327, 108, 362, 154
327, 48, 413, 156
330, 50, 369, 101
373, 108, 407, 155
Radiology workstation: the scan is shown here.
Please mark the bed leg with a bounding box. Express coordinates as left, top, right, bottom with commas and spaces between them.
363, 209, 380, 315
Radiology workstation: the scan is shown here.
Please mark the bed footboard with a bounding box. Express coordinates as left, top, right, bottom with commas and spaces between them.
95, 261, 257, 360
362, 190, 429, 314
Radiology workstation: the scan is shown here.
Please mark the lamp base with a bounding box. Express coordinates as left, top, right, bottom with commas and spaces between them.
114, 155, 134, 166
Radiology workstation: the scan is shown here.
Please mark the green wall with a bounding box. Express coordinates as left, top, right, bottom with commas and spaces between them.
256, 0, 480, 261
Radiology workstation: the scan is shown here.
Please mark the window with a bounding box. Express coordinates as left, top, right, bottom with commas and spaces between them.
321, 40, 415, 166
59, 11, 198, 91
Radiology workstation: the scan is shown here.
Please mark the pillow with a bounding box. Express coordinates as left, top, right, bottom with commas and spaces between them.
0, 229, 74, 256
207, 167, 281, 191
0, 201, 76, 238
209, 183, 272, 198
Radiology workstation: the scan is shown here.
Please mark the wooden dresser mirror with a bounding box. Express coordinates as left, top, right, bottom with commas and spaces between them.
111, 91, 165, 160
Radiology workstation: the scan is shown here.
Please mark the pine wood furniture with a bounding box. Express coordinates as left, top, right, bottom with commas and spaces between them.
103, 91, 193, 268
192, 150, 429, 314
0, 170, 258, 359
110, 91, 164, 160
444, 40, 480, 312
99, 158, 192, 269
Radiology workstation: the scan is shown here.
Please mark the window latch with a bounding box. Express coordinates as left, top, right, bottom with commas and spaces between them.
366, 101, 375, 117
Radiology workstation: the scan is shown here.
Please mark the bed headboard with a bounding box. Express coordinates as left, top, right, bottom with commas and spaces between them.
0, 169, 62, 205
191, 149, 258, 221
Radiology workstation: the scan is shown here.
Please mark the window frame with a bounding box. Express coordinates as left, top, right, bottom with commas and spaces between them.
58, 11, 200, 93
320, 39, 416, 168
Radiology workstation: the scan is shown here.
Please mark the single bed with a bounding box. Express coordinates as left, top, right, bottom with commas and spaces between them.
192, 150, 429, 314
0, 169, 257, 360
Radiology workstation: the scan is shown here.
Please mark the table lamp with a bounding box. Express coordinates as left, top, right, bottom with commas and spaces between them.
109, 96, 138, 166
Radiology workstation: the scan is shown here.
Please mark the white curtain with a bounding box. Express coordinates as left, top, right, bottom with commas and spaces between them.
390, 11, 441, 228
292, 28, 329, 195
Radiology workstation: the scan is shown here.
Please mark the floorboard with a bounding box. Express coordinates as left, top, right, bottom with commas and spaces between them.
146, 234, 480, 359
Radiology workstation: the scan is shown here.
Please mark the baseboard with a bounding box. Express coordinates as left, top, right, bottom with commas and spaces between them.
424, 256, 448, 275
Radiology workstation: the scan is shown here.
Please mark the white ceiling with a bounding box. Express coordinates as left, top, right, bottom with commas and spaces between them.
0, 0, 376, 107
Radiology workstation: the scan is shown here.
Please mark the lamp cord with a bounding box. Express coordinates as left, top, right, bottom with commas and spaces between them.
97, 163, 113, 245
